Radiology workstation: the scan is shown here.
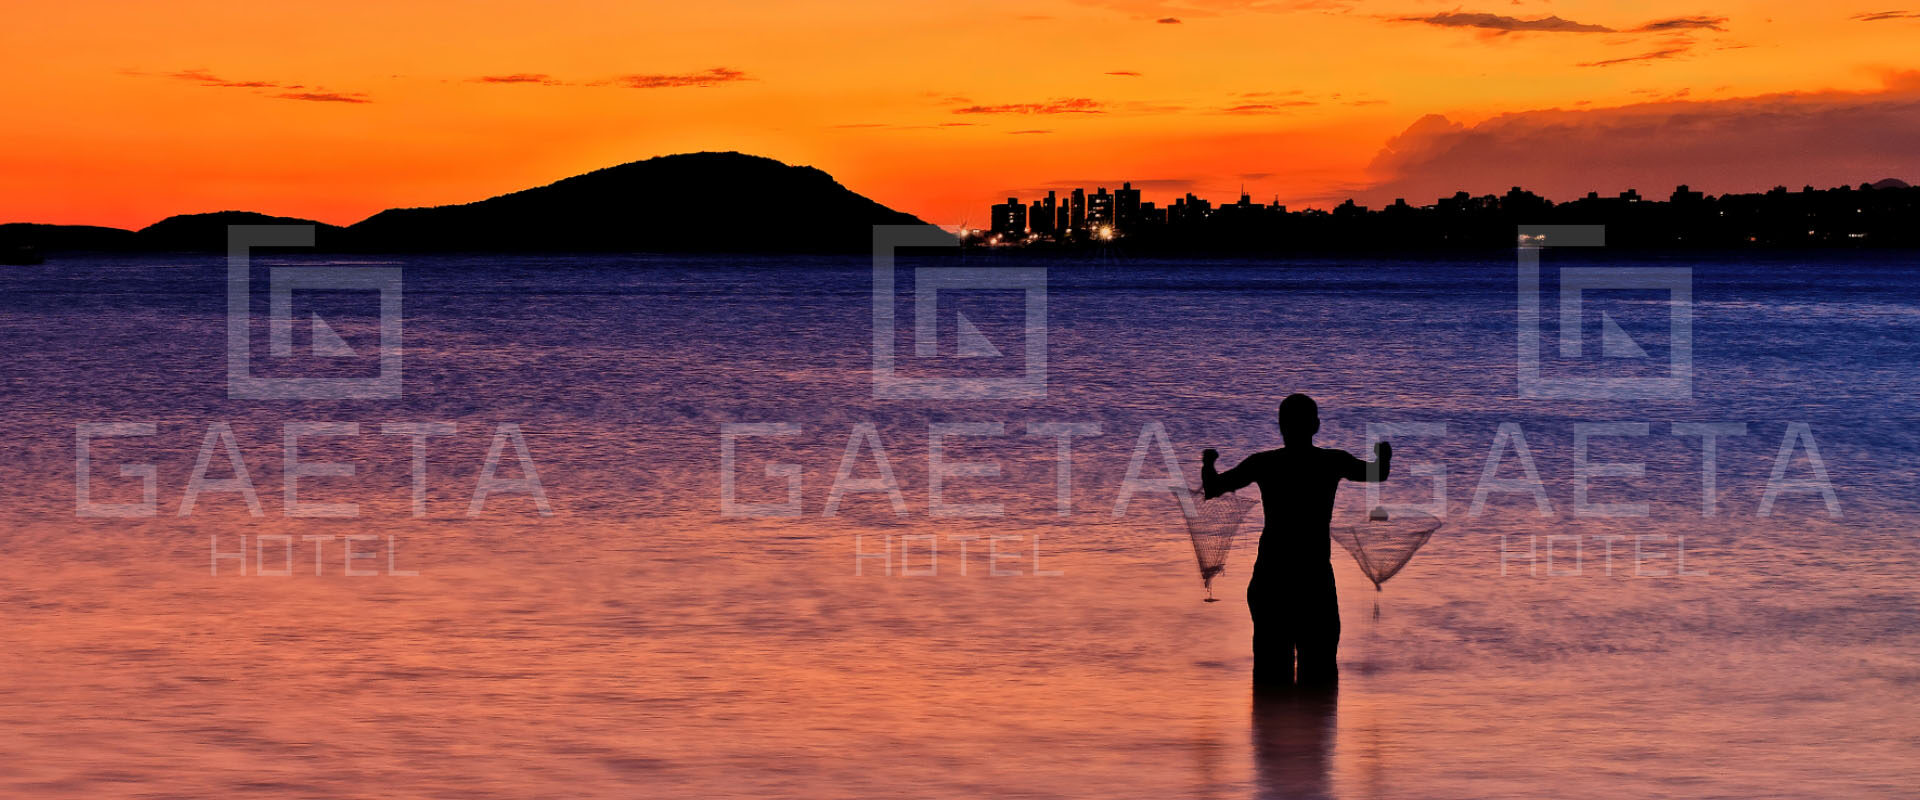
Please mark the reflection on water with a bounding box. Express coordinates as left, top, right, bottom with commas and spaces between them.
1253, 687, 1337, 800
0, 253, 1917, 798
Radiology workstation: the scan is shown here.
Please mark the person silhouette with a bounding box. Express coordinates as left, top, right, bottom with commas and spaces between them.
1203, 393, 1390, 687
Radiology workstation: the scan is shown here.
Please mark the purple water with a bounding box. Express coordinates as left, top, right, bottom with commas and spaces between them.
0, 250, 1915, 798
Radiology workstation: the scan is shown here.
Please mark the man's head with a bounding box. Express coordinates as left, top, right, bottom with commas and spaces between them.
1278, 393, 1320, 445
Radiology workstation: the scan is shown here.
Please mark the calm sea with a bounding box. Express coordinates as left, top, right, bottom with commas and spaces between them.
0, 250, 1915, 798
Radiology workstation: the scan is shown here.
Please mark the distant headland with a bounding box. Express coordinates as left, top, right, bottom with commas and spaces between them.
969, 178, 1920, 251
0, 152, 942, 256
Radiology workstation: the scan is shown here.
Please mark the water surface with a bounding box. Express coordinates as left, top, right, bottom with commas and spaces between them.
1, 251, 1915, 798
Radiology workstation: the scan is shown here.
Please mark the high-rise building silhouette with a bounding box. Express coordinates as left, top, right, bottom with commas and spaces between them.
1029, 190, 1058, 236
1088, 187, 1114, 230
991, 196, 1027, 236
1069, 188, 1087, 233
1115, 182, 1141, 232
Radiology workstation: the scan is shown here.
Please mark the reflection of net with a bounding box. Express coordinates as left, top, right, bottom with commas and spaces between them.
1171, 487, 1259, 601
1331, 508, 1441, 591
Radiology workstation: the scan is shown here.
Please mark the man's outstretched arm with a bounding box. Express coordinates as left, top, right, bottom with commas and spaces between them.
1202, 449, 1257, 498
1344, 441, 1392, 483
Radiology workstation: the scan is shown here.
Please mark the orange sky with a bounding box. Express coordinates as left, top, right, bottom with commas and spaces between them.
2, 0, 1917, 229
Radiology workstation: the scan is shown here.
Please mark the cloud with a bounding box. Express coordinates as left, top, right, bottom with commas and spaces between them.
157, 69, 296, 89
614, 68, 748, 89
1220, 100, 1317, 113
954, 98, 1105, 114
1852, 10, 1920, 20
134, 69, 379, 102
1009, 129, 1054, 134
470, 68, 750, 89
1400, 11, 1736, 37
833, 121, 990, 130
1580, 46, 1692, 67
1106, 71, 1144, 76
275, 91, 371, 103
1069, 0, 1348, 20
1630, 87, 1694, 101
475, 73, 562, 85
1343, 75, 1920, 206
1400, 12, 1613, 33
1632, 16, 1726, 32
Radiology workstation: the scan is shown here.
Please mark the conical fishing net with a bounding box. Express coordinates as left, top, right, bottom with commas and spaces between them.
1332, 507, 1441, 592
1171, 487, 1259, 602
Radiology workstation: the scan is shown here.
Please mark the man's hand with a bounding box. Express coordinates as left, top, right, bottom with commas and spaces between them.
1375, 441, 1392, 462
1202, 448, 1219, 465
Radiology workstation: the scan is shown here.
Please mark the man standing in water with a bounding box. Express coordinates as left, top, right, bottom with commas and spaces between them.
1203, 393, 1390, 687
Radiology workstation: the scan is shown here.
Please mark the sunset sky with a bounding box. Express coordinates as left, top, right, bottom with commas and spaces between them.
4, 0, 1919, 229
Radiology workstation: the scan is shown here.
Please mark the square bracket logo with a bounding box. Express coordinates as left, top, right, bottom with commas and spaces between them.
871, 225, 1047, 399
227, 225, 402, 400
1517, 225, 1691, 400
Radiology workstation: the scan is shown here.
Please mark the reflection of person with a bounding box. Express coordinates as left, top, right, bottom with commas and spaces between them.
1252, 686, 1337, 800
1203, 393, 1390, 687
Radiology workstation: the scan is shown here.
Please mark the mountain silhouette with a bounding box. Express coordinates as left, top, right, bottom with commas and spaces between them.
2, 152, 942, 254
350, 151, 934, 252
138, 211, 348, 251
0, 223, 137, 252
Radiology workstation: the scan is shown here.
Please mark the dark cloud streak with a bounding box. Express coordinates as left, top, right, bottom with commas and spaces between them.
1400, 12, 1614, 33
954, 98, 1104, 114
275, 91, 370, 104
1220, 100, 1317, 113
1400, 11, 1731, 34
1580, 46, 1691, 67
475, 73, 563, 85
615, 68, 748, 89
1633, 16, 1727, 31
160, 68, 297, 89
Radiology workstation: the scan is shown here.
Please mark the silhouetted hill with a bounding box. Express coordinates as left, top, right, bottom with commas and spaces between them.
1869, 178, 1911, 190
138, 211, 347, 251
0, 153, 943, 255
348, 152, 939, 252
0, 223, 138, 252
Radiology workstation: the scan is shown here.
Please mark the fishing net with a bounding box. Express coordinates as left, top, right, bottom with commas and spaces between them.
1332, 506, 1441, 618
1171, 487, 1260, 602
